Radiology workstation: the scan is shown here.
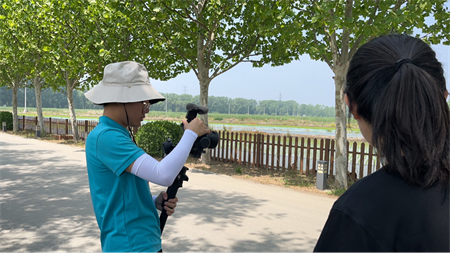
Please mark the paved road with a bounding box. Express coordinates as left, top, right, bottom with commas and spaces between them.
0, 132, 336, 252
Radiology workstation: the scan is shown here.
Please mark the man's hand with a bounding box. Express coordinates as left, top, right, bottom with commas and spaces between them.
155, 191, 178, 216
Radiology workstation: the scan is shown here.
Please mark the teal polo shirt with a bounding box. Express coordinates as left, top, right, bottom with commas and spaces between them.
85, 116, 161, 252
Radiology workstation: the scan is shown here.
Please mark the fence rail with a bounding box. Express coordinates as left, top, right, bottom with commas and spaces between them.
211, 130, 381, 180
18, 115, 379, 180
19, 116, 99, 140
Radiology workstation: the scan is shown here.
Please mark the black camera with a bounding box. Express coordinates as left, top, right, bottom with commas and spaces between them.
162, 103, 219, 158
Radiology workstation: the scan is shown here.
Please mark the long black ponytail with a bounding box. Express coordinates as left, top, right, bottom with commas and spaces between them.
345, 34, 449, 188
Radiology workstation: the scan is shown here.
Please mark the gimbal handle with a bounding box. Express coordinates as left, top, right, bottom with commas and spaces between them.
159, 166, 189, 234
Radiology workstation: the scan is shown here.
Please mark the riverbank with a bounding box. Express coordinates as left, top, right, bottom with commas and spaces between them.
4, 106, 362, 140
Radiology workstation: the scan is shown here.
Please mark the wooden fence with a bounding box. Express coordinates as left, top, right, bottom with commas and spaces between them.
17, 115, 380, 180
211, 130, 382, 180
19, 116, 98, 140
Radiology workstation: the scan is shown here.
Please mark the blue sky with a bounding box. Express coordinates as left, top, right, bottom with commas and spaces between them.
151, 44, 449, 107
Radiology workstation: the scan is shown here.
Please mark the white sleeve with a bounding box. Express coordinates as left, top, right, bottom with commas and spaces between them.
130, 129, 197, 186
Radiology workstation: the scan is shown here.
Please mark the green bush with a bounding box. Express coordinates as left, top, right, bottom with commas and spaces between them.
0, 111, 13, 130
135, 120, 183, 158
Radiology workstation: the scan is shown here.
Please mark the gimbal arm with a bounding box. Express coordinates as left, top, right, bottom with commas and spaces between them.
159, 166, 189, 234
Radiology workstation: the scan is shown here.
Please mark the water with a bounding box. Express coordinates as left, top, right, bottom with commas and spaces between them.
47, 116, 363, 138
209, 123, 363, 138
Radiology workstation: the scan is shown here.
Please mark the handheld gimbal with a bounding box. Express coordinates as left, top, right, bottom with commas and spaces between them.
159, 103, 219, 234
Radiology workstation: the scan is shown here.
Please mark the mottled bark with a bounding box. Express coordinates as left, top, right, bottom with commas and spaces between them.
196, 9, 213, 164
12, 83, 19, 132
33, 76, 45, 136
333, 62, 349, 189
65, 74, 79, 143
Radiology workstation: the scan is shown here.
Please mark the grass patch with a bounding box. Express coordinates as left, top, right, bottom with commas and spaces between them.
235, 166, 243, 175
283, 171, 316, 188
328, 188, 347, 196
2, 106, 359, 129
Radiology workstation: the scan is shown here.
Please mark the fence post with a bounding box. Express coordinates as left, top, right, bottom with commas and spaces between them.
306, 138, 311, 175
239, 132, 243, 164
243, 133, 248, 166
359, 142, 366, 179
266, 134, 270, 169
319, 139, 324, 160
282, 136, 286, 171
65, 119, 68, 134
219, 131, 225, 161
351, 142, 357, 181
270, 135, 275, 170
276, 135, 281, 170
294, 137, 299, 171
367, 145, 373, 175
229, 132, 234, 162
330, 140, 335, 176
49, 118, 52, 134
300, 137, 305, 174
234, 132, 239, 164
312, 138, 317, 175
225, 131, 229, 162
255, 134, 260, 167
22, 115, 25, 131
288, 136, 292, 170
324, 139, 330, 161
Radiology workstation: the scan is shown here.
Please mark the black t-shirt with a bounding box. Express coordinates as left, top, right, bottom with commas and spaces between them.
314, 169, 449, 252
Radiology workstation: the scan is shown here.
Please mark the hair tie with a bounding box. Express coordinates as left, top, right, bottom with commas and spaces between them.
395, 58, 412, 71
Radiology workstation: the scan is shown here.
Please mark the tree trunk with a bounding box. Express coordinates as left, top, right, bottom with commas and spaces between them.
33, 76, 45, 136
198, 76, 212, 164
12, 82, 19, 133
65, 75, 79, 143
333, 62, 349, 189
196, 14, 213, 164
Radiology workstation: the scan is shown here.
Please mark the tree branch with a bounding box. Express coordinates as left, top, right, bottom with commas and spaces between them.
211, 34, 261, 80
341, 0, 353, 61
314, 32, 332, 68
159, 31, 198, 77
348, 0, 380, 59
158, 1, 210, 32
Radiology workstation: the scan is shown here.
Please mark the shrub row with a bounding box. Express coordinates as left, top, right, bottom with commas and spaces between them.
0, 111, 13, 130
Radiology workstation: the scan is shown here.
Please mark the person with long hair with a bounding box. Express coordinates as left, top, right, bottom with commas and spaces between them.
314, 34, 449, 251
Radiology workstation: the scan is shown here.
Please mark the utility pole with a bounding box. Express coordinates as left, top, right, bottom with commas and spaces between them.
23, 87, 27, 113
165, 99, 167, 112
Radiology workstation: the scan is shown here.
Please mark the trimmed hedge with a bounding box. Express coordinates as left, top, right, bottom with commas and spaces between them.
0, 111, 13, 130
136, 120, 183, 158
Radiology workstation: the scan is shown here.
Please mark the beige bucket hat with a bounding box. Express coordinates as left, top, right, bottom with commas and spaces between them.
84, 61, 166, 105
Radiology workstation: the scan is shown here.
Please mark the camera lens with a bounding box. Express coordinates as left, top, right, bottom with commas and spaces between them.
199, 137, 210, 148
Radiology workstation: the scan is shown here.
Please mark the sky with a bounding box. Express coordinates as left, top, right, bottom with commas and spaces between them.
151, 44, 449, 107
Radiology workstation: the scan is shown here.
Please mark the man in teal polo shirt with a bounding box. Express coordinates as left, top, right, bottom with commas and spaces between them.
84, 61, 210, 252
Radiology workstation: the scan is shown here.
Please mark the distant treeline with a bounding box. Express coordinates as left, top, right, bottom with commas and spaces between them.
0, 86, 335, 117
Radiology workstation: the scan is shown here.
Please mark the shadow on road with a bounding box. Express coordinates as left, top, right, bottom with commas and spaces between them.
1, 146, 100, 252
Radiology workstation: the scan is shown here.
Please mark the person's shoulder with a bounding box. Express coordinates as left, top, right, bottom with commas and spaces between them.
333, 169, 404, 209
87, 123, 127, 145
